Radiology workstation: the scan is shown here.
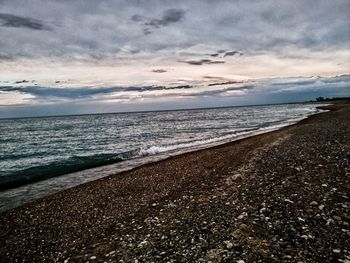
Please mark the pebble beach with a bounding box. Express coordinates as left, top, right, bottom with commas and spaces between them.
0, 101, 349, 262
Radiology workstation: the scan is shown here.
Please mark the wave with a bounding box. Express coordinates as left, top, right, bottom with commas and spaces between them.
138, 128, 259, 156
0, 153, 124, 191
0, 107, 320, 192
137, 117, 307, 157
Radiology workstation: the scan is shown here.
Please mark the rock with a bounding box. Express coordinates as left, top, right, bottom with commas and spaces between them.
138, 240, 149, 247
237, 212, 248, 220
318, 204, 325, 210
90, 256, 96, 260
167, 202, 177, 208
234, 244, 243, 254
333, 249, 341, 253
224, 241, 233, 249
333, 215, 342, 221
310, 201, 318, 206
326, 219, 335, 225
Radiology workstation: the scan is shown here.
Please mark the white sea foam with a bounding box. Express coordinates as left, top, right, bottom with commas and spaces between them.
138, 117, 306, 158
138, 129, 256, 156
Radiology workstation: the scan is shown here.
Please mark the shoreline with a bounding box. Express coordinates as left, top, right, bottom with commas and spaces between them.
0, 100, 349, 262
0, 104, 324, 212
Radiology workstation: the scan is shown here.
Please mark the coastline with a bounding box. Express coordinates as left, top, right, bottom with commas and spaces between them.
0, 103, 323, 212
0, 100, 349, 262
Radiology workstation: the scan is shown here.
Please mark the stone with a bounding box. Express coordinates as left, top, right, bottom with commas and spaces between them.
237, 212, 248, 220
224, 241, 233, 249
333, 215, 342, 221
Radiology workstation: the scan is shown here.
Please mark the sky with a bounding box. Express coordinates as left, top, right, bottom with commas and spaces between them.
0, 0, 349, 118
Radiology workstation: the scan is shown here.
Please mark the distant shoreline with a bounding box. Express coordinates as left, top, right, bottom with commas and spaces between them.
0, 100, 329, 120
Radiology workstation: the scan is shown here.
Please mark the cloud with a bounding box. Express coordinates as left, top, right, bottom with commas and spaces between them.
223, 51, 243, 57
131, 14, 144, 22
271, 79, 318, 86
208, 50, 243, 58
322, 74, 350, 83
14, 80, 30, 84
0, 86, 117, 99
132, 8, 185, 35
0, 1, 348, 62
144, 8, 185, 28
151, 69, 167, 73
178, 59, 225, 65
184, 85, 255, 97
208, 80, 245, 86
0, 84, 194, 101
1, 74, 349, 117
0, 13, 49, 30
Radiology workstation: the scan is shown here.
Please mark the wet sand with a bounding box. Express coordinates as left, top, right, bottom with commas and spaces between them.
0, 101, 349, 262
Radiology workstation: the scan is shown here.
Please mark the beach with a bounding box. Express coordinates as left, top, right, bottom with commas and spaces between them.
0, 100, 349, 262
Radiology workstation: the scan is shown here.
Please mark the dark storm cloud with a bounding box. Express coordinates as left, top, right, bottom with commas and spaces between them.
223, 51, 243, 57
0, 1, 349, 60
0, 13, 49, 30
131, 14, 144, 22
0, 84, 194, 99
209, 53, 219, 57
132, 8, 185, 35
0, 86, 118, 99
145, 8, 185, 28
143, 28, 152, 35
178, 59, 225, 65
208, 50, 244, 58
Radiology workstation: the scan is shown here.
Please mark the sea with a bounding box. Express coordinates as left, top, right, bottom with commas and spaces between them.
0, 103, 324, 211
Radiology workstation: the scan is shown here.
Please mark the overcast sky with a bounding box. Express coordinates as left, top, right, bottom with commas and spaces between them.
0, 0, 349, 117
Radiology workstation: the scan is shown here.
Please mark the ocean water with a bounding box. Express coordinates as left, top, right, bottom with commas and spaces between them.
0, 103, 323, 211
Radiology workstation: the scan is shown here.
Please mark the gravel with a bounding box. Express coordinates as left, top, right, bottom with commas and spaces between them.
0, 101, 349, 262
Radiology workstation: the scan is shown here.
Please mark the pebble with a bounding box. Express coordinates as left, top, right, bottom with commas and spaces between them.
333, 216, 342, 221
138, 240, 149, 247
224, 241, 234, 249
1, 103, 349, 263
237, 212, 248, 220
